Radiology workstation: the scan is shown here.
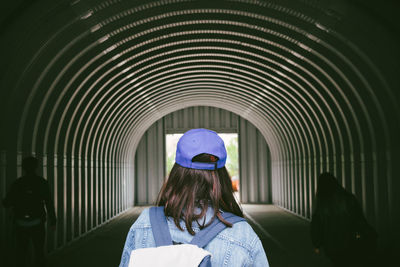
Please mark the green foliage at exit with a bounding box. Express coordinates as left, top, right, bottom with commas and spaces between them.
225, 136, 238, 178
166, 151, 176, 174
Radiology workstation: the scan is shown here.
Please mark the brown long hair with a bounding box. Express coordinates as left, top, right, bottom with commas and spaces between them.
156, 153, 243, 235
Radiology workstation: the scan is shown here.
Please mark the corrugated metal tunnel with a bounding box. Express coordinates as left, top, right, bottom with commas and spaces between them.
1, 0, 399, 265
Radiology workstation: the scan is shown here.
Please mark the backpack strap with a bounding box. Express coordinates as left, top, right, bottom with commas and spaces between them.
189, 212, 246, 248
149, 206, 173, 247
199, 255, 212, 267
150, 207, 246, 249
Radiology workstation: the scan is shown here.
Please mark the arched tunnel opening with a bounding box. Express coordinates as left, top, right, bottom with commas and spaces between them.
135, 107, 271, 206
0, 0, 399, 266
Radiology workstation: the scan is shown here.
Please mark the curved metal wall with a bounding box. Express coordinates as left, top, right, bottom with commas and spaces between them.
0, 0, 399, 255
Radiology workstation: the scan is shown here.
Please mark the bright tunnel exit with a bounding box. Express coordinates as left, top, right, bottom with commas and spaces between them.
165, 133, 240, 202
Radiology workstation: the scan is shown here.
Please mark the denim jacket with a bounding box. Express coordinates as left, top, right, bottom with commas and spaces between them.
119, 207, 269, 267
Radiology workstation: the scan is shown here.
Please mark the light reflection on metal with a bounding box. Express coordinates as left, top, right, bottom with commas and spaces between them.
306, 34, 320, 43
126, 73, 135, 79
111, 53, 121, 60
314, 22, 330, 32
297, 43, 311, 52
90, 24, 102, 33
128, 78, 138, 84
122, 67, 131, 73
117, 60, 127, 67
70, 0, 81, 6
80, 10, 94, 20
103, 45, 117, 55
98, 34, 110, 44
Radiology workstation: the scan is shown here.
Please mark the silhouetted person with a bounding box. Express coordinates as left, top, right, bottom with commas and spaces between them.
3, 156, 56, 267
311, 172, 377, 267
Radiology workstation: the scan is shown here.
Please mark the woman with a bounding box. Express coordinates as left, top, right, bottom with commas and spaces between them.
119, 128, 269, 266
310, 172, 377, 267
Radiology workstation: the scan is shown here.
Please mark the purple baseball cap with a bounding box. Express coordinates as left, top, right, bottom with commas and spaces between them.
175, 128, 227, 170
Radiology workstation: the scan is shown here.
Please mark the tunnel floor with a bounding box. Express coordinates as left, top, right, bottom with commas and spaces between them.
47, 205, 333, 267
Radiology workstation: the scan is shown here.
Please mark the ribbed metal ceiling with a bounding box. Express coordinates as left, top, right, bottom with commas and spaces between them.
1, 0, 399, 248
2, 0, 396, 160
